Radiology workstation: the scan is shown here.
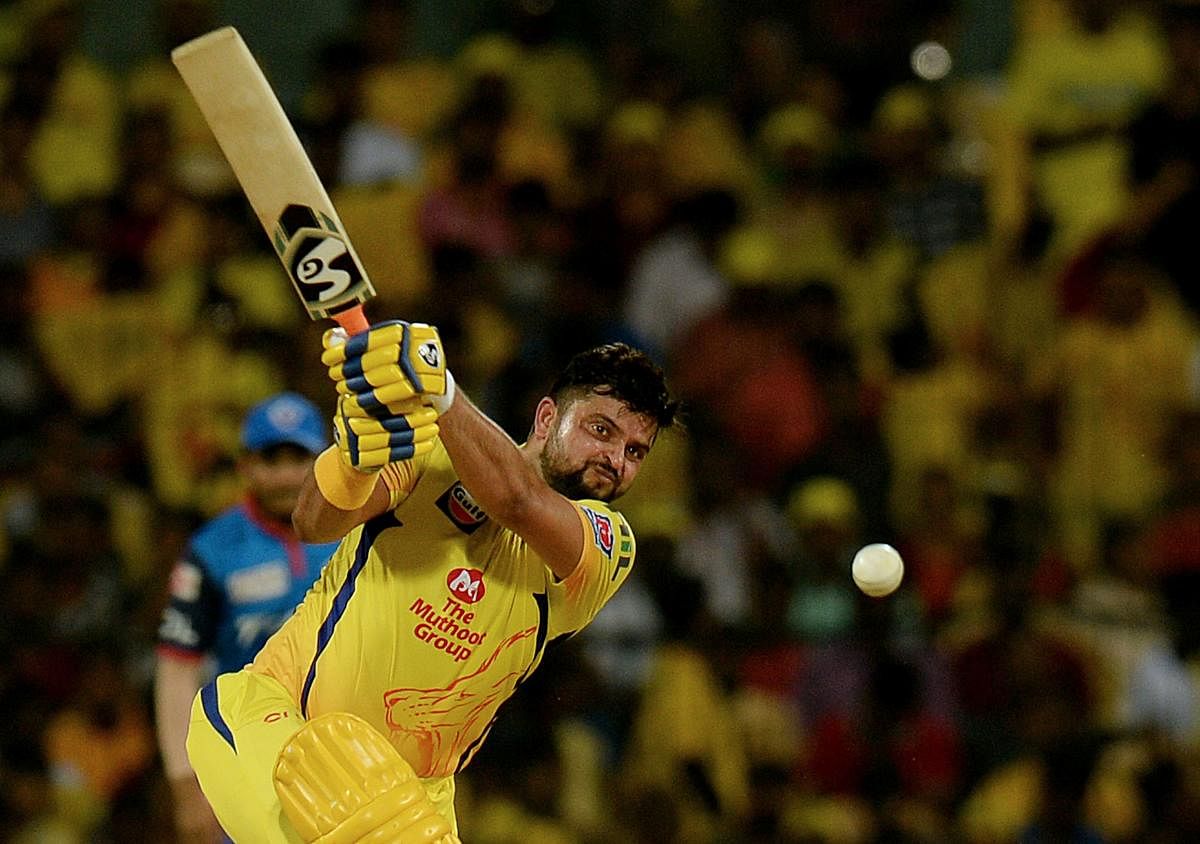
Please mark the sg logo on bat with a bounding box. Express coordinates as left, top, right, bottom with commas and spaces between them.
273, 203, 375, 319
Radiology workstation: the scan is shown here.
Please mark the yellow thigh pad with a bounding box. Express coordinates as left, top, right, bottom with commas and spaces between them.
273, 712, 459, 844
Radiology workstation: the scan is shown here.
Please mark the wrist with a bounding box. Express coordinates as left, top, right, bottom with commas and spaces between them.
314, 446, 379, 510
429, 369, 457, 415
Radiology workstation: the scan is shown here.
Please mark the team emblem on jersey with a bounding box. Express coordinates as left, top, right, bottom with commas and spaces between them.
417, 340, 440, 368
447, 567, 486, 604
436, 482, 488, 534
581, 506, 615, 556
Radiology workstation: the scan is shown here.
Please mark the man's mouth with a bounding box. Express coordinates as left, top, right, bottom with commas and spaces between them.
591, 464, 618, 485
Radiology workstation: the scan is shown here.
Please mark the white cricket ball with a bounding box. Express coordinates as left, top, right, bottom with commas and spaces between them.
852, 543, 904, 597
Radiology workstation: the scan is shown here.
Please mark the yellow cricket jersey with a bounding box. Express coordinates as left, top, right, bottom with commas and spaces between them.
250, 439, 635, 779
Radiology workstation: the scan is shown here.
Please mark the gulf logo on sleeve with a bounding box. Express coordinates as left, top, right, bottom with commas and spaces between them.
436, 482, 488, 534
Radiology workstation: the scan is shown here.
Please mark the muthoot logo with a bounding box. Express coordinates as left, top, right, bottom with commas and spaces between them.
447, 567, 485, 604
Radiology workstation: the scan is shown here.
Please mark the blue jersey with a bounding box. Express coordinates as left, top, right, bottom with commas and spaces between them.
157, 500, 337, 674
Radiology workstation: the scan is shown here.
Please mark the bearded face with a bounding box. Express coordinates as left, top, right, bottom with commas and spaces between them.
540, 434, 614, 501
535, 394, 657, 503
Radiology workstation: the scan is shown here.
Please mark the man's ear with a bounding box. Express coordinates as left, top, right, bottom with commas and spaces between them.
531, 397, 558, 441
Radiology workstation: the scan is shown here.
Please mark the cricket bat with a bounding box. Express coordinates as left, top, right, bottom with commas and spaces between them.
171, 26, 373, 334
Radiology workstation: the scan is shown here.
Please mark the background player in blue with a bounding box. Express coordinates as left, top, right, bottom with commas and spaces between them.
154, 392, 338, 843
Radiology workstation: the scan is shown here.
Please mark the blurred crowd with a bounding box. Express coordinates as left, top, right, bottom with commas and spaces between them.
2, 0, 1200, 841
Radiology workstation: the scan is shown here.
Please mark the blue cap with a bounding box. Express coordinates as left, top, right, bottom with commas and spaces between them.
240, 392, 327, 454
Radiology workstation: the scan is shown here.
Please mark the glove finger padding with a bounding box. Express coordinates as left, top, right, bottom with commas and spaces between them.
334, 395, 438, 470
322, 320, 447, 400
336, 379, 438, 412
338, 392, 441, 423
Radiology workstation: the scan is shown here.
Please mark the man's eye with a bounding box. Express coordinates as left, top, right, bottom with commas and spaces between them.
591, 423, 608, 437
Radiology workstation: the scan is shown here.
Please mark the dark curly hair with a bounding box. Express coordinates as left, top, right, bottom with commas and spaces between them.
548, 343, 678, 430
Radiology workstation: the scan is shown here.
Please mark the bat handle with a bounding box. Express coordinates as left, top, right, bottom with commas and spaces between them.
332, 304, 369, 335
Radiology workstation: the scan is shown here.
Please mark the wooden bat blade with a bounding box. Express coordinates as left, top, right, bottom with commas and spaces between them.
172, 26, 373, 329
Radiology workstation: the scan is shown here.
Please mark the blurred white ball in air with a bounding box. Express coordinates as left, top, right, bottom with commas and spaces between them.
852, 543, 904, 597
911, 41, 952, 81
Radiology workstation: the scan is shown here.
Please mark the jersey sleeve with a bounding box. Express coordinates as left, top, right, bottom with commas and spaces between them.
156, 550, 222, 659
380, 444, 436, 510
548, 500, 636, 637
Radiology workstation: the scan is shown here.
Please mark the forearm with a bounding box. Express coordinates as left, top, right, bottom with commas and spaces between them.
293, 448, 390, 543
437, 389, 585, 578
435, 391, 544, 524
154, 657, 203, 780
155, 661, 224, 840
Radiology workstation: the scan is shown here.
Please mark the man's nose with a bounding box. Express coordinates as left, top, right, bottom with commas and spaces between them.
601, 444, 624, 474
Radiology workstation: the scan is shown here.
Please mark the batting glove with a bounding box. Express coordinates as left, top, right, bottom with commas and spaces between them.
332, 393, 439, 471
322, 320, 449, 409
